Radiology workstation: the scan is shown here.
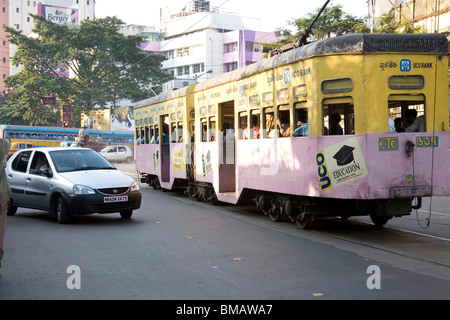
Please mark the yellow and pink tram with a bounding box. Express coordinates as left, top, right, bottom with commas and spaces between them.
134, 33, 449, 228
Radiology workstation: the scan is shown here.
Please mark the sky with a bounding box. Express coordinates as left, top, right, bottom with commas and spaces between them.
95, 0, 370, 32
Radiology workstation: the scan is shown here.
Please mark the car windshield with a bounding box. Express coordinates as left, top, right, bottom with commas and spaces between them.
49, 149, 116, 173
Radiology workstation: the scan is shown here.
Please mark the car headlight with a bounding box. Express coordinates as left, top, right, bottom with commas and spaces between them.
131, 181, 140, 191
73, 185, 96, 195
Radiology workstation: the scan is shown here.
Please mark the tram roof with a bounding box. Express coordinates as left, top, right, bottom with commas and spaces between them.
133, 33, 448, 109
134, 85, 191, 109
196, 33, 448, 91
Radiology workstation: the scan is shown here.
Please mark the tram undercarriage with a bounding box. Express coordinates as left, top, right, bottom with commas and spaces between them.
142, 171, 419, 229
254, 192, 419, 229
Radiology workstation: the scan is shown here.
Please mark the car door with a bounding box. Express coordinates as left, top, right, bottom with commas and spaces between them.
22, 151, 53, 210
117, 146, 127, 162
7, 150, 32, 206
107, 146, 118, 162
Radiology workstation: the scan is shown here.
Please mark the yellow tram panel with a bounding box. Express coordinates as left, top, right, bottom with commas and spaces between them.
362, 53, 449, 134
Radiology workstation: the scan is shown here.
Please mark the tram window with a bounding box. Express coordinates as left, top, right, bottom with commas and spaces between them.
262, 92, 273, 104
277, 88, 289, 101
238, 112, 248, 140
322, 78, 353, 94
249, 95, 260, 107
246, 111, 260, 139
177, 122, 184, 142
148, 127, 153, 144
201, 119, 208, 142
171, 123, 177, 142
189, 121, 195, 142
293, 85, 307, 98
152, 125, 159, 144
140, 129, 145, 144
389, 76, 424, 90
277, 106, 291, 138
323, 99, 354, 135
294, 102, 308, 137
209, 117, 217, 142
388, 94, 425, 132
145, 127, 149, 144
263, 108, 275, 139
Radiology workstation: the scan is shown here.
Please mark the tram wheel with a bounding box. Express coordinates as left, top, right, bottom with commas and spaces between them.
268, 208, 281, 222
295, 212, 312, 229
369, 213, 390, 227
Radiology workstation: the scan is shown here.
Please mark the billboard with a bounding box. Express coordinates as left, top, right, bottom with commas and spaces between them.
110, 106, 134, 132
81, 109, 111, 131
38, 4, 79, 25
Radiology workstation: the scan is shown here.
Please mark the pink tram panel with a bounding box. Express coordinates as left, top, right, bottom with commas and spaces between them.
194, 132, 450, 204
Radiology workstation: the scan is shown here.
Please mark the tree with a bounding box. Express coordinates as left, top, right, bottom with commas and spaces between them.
2, 15, 170, 126
289, 4, 365, 43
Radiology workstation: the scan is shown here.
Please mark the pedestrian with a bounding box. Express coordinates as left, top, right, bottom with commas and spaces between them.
0, 136, 12, 277
78, 125, 87, 144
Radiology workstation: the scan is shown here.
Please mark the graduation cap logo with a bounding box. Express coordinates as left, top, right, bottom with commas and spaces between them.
333, 145, 355, 166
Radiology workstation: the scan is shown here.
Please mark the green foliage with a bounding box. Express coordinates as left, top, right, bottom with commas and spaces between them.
1, 15, 170, 126
286, 4, 426, 45
289, 4, 365, 42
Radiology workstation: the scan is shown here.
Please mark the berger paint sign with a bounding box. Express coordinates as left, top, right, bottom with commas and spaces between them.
316, 137, 367, 191
38, 4, 79, 25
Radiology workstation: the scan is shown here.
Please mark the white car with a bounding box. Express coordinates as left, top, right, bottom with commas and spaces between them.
6, 147, 141, 224
99, 145, 133, 163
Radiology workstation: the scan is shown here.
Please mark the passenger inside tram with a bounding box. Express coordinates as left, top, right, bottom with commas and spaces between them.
292, 109, 308, 137
329, 113, 343, 135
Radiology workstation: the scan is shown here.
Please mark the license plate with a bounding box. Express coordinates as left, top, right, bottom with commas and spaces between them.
104, 196, 128, 203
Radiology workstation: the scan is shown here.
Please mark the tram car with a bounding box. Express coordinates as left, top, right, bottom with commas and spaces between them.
134, 33, 450, 228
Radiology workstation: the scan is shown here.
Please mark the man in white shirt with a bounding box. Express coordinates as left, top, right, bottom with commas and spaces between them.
405, 109, 425, 132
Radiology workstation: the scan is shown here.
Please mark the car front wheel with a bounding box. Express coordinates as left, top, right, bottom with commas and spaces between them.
120, 210, 132, 219
56, 196, 70, 224
7, 198, 17, 216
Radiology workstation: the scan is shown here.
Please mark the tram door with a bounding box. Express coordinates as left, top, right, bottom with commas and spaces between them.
219, 101, 235, 193
160, 116, 170, 183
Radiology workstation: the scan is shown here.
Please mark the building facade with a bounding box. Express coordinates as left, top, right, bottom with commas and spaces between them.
1, 0, 95, 94
392, 0, 449, 35
150, 1, 283, 91
368, 0, 449, 35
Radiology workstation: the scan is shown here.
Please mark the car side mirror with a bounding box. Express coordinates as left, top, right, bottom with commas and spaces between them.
40, 166, 53, 178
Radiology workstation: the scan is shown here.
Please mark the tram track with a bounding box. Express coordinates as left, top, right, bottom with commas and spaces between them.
137, 183, 450, 282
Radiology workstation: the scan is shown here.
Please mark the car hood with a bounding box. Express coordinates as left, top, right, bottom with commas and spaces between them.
59, 169, 134, 188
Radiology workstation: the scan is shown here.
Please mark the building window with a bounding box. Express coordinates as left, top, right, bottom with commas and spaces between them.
194, 64, 204, 74
184, 66, 190, 75
246, 41, 253, 52
16, 8, 20, 13
166, 50, 174, 59
224, 42, 237, 53
224, 62, 237, 72
177, 67, 183, 75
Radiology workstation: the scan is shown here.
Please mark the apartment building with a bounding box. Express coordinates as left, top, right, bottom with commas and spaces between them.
153, 1, 283, 92
368, 0, 450, 35
0, 0, 95, 94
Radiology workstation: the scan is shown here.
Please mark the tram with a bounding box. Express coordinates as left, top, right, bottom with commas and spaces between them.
134, 33, 450, 228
